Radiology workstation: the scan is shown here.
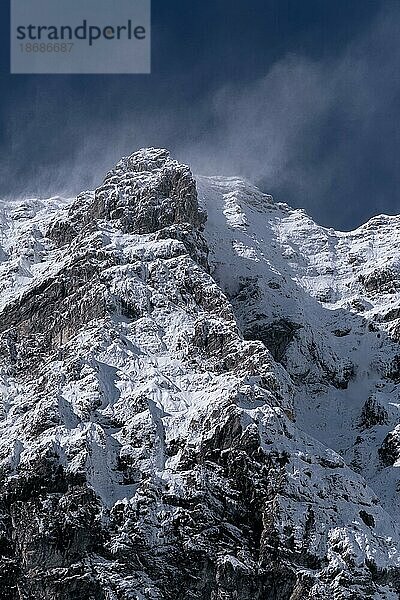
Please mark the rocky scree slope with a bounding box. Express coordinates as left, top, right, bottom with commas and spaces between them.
0, 148, 399, 599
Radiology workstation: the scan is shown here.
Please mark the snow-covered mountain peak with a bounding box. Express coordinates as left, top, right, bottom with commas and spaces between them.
110, 147, 176, 175
0, 150, 399, 599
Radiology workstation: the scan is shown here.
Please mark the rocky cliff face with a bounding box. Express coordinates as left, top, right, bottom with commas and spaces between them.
0, 148, 399, 599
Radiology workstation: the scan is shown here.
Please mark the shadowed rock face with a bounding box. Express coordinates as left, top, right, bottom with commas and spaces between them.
359, 396, 389, 430
379, 429, 400, 467
243, 318, 301, 363
359, 268, 400, 295
0, 251, 110, 372
0, 149, 399, 599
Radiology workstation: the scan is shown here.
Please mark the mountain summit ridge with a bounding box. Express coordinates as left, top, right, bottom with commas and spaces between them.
0, 148, 399, 599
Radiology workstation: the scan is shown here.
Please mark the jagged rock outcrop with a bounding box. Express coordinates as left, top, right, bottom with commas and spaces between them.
91, 148, 206, 233
359, 396, 389, 430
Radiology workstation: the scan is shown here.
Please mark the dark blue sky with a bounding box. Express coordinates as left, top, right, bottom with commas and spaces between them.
1, 0, 399, 230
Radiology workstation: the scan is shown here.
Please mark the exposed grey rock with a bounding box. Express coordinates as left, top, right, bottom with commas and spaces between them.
359, 396, 389, 430
379, 428, 400, 467
244, 319, 301, 363
359, 268, 399, 295
90, 148, 206, 234
386, 355, 400, 383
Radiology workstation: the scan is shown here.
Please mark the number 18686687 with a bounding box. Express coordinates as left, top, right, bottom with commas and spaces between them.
19, 43, 74, 53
